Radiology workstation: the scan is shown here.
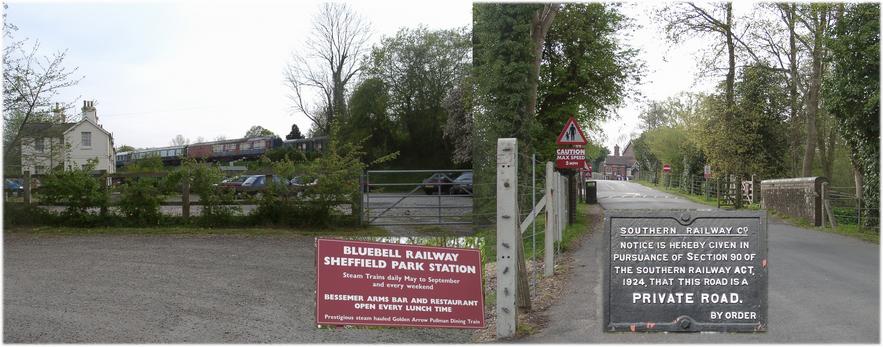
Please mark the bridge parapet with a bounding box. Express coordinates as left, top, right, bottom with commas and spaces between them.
760, 177, 827, 226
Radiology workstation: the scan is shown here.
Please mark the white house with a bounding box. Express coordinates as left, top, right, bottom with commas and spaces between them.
20, 101, 116, 174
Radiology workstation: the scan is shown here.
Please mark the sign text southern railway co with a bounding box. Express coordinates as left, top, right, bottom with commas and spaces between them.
603, 211, 768, 332
316, 238, 485, 329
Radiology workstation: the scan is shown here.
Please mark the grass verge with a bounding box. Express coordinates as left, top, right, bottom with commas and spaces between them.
473, 203, 590, 262
633, 179, 761, 210
769, 210, 879, 244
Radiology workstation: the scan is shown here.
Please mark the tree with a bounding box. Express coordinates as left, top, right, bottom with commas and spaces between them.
195, 136, 205, 143
3, 16, 82, 171
442, 79, 473, 166
658, 3, 738, 113
285, 124, 304, 140
214, 135, 227, 141
285, 3, 371, 136
364, 26, 471, 168
116, 145, 135, 153
340, 78, 395, 165
825, 3, 879, 222
795, 4, 834, 176
170, 134, 189, 146
244, 126, 275, 138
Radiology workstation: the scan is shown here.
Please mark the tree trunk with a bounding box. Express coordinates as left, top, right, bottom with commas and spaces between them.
526, 4, 558, 137
802, 8, 827, 177
787, 4, 802, 177
724, 3, 736, 113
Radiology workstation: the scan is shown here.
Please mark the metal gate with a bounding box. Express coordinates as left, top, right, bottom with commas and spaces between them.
363, 169, 473, 226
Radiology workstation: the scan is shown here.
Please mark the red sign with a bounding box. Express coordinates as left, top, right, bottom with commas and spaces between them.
316, 238, 485, 329
556, 147, 586, 169
556, 117, 588, 145
663, 164, 671, 173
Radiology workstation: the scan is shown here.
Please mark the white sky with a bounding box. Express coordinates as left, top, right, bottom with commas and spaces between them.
6, 1, 755, 153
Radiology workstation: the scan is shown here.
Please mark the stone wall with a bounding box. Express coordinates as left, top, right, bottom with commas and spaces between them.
760, 177, 827, 226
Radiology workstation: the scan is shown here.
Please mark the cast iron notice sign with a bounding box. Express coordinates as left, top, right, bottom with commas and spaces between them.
603, 210, 768, 332
316, 238, 485, 329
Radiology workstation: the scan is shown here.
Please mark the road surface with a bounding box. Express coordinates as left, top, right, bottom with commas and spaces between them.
525, 180, 879, 343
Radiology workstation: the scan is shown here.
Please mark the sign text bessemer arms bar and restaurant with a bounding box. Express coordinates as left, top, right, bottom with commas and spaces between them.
316, 238, 485, 329
604, 210, 768, 332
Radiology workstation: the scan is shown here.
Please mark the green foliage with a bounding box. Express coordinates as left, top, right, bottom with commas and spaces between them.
244, 125, 276, 138
687, 64, 789, 180
350, 26, 470, 169
534, 3, 644, 157
169, 158, 239, 226
116, 145, 135, 153
38, 162, 108, 221
825, 3, 880, 222
305, 127, 398, 224
122, 156, 164, 173
117, 178, 164, 225
341, 78, 396, 165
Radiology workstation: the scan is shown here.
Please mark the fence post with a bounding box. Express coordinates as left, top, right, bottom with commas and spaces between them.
356, 174, 364, 226
182, 179, 191, 218
495, 138, 518, 339
544, 162, 555, 277
23, 171, 31, 205
822, 182, 837, 228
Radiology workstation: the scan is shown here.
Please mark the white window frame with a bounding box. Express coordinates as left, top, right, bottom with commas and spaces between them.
81, 132, 92, 147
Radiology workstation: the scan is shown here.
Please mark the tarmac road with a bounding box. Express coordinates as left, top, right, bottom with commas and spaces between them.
3, 234, 473, 343
524, 180, 879, 343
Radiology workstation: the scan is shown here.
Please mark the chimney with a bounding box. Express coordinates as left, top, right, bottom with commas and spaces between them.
52, 103, 65, 123
82, 100, 98, 124
614, 144, 620, 157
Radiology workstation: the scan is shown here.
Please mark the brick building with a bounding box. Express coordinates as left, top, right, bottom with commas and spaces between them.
602, 142, 637, 180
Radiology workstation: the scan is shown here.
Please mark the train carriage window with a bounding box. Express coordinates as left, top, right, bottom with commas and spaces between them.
224, 143, 237, 151
176, 149, 182, 156
241, 142, 252, 150
161, 150, 168, 157
212, 144, 223, 153
253, 141, 266, 149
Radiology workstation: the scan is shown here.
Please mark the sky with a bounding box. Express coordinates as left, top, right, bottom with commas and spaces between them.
6, 1, 751, 153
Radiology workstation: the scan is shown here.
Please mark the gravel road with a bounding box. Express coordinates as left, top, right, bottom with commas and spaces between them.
4, 233, 473, 343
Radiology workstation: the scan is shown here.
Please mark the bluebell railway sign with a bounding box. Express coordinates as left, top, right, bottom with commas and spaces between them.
603, 210, 768, 332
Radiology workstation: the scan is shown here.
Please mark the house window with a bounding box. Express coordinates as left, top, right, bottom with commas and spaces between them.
81, 132, 92, 147
35, 138, 44, 152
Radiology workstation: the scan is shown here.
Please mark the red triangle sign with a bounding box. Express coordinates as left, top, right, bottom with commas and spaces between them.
556, 117, 587, 145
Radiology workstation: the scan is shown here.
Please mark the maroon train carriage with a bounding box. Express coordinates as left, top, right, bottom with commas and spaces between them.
186, 136, 275, 162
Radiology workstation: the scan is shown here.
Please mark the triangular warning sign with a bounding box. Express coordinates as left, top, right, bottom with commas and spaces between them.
556, 117, 587, 145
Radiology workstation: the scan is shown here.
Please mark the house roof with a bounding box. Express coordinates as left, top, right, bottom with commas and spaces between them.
63, 118, 112, 138
20, 122, 76, 138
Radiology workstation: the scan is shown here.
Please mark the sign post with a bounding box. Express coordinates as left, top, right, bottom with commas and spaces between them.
603, 211, 768, 332
316, 238, 485, 329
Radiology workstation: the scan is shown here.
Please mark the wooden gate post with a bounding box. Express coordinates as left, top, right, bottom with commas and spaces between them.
182, 180, 191, 218
23, 171, 31, 205
544, 162, 555, 277
496, 138, 518, 339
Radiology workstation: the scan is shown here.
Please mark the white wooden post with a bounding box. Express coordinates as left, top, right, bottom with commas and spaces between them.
544, 162, 555, 277
496, 138, 518, 339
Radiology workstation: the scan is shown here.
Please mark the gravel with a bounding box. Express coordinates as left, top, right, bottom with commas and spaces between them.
4, 233, 474, 343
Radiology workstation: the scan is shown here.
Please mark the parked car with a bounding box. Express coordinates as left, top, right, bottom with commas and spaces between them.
423, 173, 454, 195
450, 171, 473, 195
289, 176, 318, 195
216, 175, 249, 193
4, 179, 24, 196
239, 175, 287, 196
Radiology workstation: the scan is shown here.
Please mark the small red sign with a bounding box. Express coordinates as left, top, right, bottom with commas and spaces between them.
316, 239, 485, 329
556, 117, 588, 146
556, 147, 586, 169
663, 164, 671, 173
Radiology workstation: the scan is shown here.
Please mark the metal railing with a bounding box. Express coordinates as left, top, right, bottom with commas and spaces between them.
363, 169, 473, 226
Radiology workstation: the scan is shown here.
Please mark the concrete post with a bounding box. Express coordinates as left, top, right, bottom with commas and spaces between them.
495, 138, 518, 339
544, 162, 555, 277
